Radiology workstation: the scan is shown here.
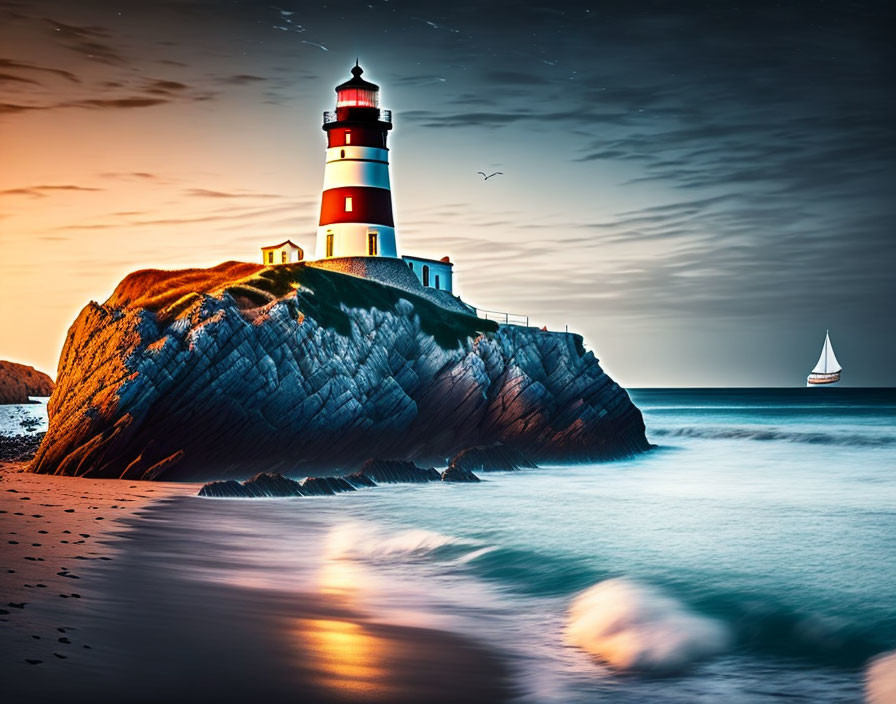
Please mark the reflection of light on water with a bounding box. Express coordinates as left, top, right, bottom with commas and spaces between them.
297, 618, 397, 699
318, 558, 365, 598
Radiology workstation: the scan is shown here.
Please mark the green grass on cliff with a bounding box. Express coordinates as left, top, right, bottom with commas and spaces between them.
227, 263, 498, 349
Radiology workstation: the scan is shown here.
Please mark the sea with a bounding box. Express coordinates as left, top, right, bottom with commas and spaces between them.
4, 389, 895, 702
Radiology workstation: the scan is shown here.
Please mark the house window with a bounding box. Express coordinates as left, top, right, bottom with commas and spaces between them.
340, 149, 345, 158
407, 261, 413, 270
345, 196, 352, 212
345, 131, 351, 145
422, 265, 430, 287
435, 274, 440, 290
282, 251, 288, 264
267, 251, 273, 264
326, 232, 334, 258
368, 231, 378, 256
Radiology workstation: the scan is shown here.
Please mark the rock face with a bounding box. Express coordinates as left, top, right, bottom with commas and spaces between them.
31, 261, 649, 480
0, 361, 54, 404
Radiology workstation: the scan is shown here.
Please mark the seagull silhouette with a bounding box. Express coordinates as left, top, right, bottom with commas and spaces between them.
477, 171, 503, 180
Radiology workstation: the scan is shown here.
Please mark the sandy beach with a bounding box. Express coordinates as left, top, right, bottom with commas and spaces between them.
0, 461, 188, 685
1, 462, 514, 703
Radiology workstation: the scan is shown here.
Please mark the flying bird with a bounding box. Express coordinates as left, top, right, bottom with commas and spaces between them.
477, 171, 503, 180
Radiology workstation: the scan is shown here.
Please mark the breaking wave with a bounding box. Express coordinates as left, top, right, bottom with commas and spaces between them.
565, 578, 730, 672
326, 523, 478, 561
866, 650, 896, 704
651, 425, 896, 447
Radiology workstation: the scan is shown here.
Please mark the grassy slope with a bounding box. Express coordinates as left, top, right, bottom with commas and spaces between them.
106, 261, 498, 349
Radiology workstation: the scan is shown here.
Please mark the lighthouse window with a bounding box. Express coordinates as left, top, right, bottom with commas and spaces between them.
368, 231, 378, 256
422, 265, 430, 287
345, 131, 351, 145
326, 232, 334, 258
435, 275, 440, 290
340, 149, 345, 158
345, 196, 352, 212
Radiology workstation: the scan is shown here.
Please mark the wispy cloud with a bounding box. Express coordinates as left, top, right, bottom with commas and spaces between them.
0, 185, 103, 198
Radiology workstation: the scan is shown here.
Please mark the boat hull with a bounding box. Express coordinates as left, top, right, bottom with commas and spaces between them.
807, 372, 841, 386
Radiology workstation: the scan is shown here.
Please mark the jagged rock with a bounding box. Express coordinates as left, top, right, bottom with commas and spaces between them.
449, 443, 537, 473
0, 361, 54, 405
300, 476, 356, 495
198, 479, 250, 498
357, 458, 441, 483
198, 472, 356, 497
440, 466, 480, 483
345, 472, 377, 488
30, 262, 650, 480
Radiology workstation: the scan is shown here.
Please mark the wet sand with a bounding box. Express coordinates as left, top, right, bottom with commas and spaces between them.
1, 464, 514, 703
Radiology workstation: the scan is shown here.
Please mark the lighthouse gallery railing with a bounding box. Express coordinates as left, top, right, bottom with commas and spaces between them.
323, 110, 392, 124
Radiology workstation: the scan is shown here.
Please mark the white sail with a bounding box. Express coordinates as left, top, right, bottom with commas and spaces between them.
811, 331, 841, 374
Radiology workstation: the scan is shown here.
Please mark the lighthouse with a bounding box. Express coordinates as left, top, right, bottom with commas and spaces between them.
315, 63, 398, 260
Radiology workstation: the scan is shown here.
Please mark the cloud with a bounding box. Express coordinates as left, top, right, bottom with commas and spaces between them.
0, 58, 79, 83
185, 189, 282, 199
222, 74, 267, 84
43, 17, 125, 64
64, 97, 168, 109
0, 185, 103, 198
0, 72, 40, 85
100, 172, 158, 181
144, 79, 189, 95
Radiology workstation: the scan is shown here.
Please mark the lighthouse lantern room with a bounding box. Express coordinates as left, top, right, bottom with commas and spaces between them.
316, 63, 397, 260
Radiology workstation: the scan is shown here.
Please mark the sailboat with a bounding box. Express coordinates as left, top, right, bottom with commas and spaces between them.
807, 330, 841, 386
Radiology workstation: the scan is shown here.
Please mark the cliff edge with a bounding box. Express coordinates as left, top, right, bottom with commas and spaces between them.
0, 360, 55, 405
31, 261, 648, 480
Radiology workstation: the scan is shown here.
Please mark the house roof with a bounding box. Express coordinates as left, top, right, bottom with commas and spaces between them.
260, 240, 303, 251
401, 254, 454, 267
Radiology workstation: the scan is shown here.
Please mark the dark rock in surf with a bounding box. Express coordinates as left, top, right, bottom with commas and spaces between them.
357, 459, 440, 483
345, 472, 377, 488
449, 443, 537, 473
0, 433, 45, 463
300, 476, 355, 496
440, 466, 480, 482
199, 472, 356, 498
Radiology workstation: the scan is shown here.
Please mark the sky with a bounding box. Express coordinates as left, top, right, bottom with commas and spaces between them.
1, 0, 894, 387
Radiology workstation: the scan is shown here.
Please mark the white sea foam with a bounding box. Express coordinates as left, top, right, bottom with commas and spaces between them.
866, 651, 896, 704
566, 578, 729, 672
326, 523, 475, 561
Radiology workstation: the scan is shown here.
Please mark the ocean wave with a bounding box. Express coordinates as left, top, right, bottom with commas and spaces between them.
651, 425, 896, 447
866, 650, 896, 704
565, 578, 730, 672
326, 523, 478, 561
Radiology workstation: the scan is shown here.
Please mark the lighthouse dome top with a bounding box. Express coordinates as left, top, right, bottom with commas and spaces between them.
335, 62, 379, 108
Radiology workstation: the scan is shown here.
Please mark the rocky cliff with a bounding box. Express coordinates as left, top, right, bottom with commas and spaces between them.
30, 261, 648, 480
0, 360, 54, 404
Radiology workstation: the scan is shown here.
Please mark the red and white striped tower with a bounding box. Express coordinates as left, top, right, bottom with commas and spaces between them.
316, 63, 397, 259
